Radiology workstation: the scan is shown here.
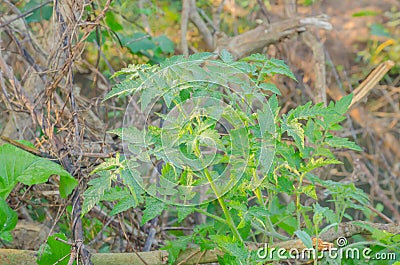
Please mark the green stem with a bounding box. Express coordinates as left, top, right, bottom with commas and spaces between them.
194, 208, 228, 224
252, 169, 280, 241
296, 172, 306, 230
314, 223, 319, 265
203, 167, 243, 242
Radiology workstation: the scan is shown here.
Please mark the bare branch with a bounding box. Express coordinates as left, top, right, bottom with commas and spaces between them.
214, 15, 332, 60
181, 0, 190, 57
188, 0, 214, 50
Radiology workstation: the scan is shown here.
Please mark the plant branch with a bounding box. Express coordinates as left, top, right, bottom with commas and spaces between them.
214, 15, 332, 59
203, 168, 243, 242
181, 0, 190, 57
188, 0, 214, 50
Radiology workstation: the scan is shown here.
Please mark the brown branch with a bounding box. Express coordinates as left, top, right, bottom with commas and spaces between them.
350, 60, 395, 108
0, 136, 56, 160
0, 56, 41, 129
301, 31, 327, 105
181, 0, 190, 57
257, 0, 271, 24
45, 0, 112, 98
320, 221, 400, 242
212, 0, 225, 31
188, 0, 214, 50
214, 15, 331, 59
283, 0, 327, 105
284, 0, 297, 17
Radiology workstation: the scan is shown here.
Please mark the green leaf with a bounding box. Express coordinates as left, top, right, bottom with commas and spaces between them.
141, 197, 166, 224
313, 203, 336, 225
294, 230, 313, 248
371, 228, 396, 244
220, 49, 234, 63
188, 52, 215, 61
89, 154, 122, 175
0, 197, 17, 242
323, 180, 370, 206
352, 10, 379, 17
160, 163, 178, 182
37, 233, 73, 265
300, 158, 342, 174
110, 196, 137, 215
154, 35, 175, 54
302, 0, 316, 6
121, 168, 144, 206
158, 177, 179, 196
276, 141, 301, 169
325, 136, 363, 151
24, 1, 53, 23
101, 187, 130, 201
141, 85, 160, 111
231, 61, 254, 74
261, 59, 297, 80
198, 129, 223, 149
82, 171, 113, 215
370, 23, 391, 37
58, 173, 79, 199
259, 83, 281, 95
111, 63, 159, 79
103, 80, 138, 101
210, 235, 249, 261
177, 206, 195, 222
230, 127, 250, 157
334, 94, 353, 115
105, 12, 123, 31
0, 144, 77, 199
281, 119, 305, 148
0, 231, 12, 243
241, 53, 266, 62
287, 101, 326, 120
125, 33, 155, 53
109, 127, 146, 146
268, 94, 280, 118
162, 236, 191, 265
161, 55, 186, 68
299, 185, 317, 200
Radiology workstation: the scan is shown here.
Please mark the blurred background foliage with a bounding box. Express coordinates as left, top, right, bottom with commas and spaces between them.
357, 7, 400, 77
